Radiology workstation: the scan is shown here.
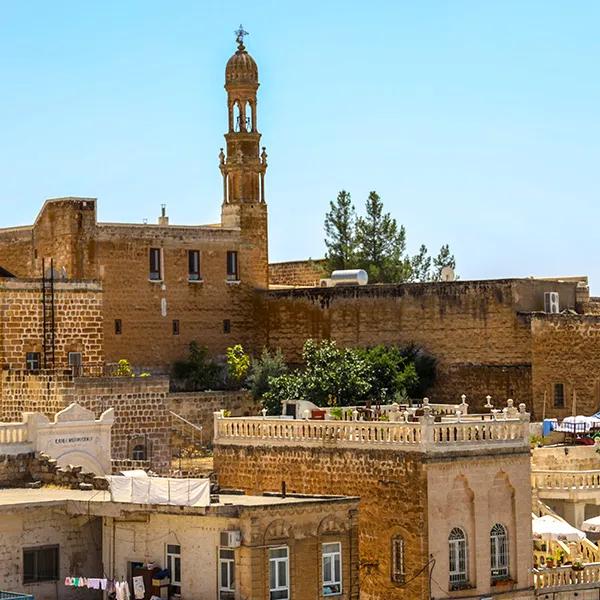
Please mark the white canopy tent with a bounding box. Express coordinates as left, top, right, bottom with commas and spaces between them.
581, 516, 600, 533
532, 515, 586, 542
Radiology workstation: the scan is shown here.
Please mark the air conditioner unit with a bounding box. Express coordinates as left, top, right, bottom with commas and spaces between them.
544, 292, 560, 314
220, 530, 241, 548
319, 278, 334, 288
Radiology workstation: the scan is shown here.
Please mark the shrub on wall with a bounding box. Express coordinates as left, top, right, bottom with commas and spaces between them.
172, 342, 222, 391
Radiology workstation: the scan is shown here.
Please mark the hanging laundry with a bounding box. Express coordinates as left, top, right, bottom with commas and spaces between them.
132, 575, 145, 600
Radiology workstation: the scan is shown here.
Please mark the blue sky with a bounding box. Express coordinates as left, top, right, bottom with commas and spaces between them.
1, 2, 599, 288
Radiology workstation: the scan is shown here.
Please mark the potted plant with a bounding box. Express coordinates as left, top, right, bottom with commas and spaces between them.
545, 556, 555, 568
571, 560, 584, 571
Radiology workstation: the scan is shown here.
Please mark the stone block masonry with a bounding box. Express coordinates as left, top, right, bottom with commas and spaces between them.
73, 376, 171, 474
214, 444, 429, 600
269, 259, 327, 287
168, 389, 260, 446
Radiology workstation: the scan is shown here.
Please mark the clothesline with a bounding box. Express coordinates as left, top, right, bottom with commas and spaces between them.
64, 578, 132, 600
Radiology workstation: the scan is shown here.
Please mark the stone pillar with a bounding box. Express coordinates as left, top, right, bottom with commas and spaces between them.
563, 501, 586, 530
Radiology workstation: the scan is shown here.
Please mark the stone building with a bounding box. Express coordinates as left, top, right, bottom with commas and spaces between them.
213, 406, 534, 600
2, 34, 600, 420
0, 486, 359, 600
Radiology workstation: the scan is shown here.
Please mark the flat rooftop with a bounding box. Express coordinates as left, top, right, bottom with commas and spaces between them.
0, 487, 356, 516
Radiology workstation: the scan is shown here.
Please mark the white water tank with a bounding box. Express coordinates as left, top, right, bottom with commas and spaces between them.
330, 269, 369, 286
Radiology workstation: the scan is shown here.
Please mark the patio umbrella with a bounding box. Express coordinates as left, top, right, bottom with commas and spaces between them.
582, 516, 600, 533
532, 515, 586, 542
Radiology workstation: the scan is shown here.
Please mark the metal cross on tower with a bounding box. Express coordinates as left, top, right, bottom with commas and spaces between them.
235, 24, 249, 47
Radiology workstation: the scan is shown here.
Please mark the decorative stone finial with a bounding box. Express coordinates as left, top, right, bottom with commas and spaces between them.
484, 395, 493, 408
219, 148, 225, 166
261, 408, 267, 418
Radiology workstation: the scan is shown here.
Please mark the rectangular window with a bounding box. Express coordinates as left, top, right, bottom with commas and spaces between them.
68, 352, 83, 377
391, 536, 405, 584
23, 545, 59, 583
554, 383, 565, 408
269, 546, 289, 600
172, 320, 180, 335
188, 250, 201, 281
26, 352, 41, 372
226, 251, 239, 281
223, 319, 231, 334
149, 248, 162, 281
323, 542, 342, 595
115, 319, 122, 335
219, 548, 235, 599
166, 544, 181, 595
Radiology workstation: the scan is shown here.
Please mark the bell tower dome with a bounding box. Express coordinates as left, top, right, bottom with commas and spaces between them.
220, 26, 269, 290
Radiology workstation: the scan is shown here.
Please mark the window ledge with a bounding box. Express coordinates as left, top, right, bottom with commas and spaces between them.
226, 279, 241, 285
188, 278, 204, 284
148, 279, 164, 284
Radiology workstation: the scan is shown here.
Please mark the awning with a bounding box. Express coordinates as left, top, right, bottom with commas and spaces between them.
582, 516, 600, 533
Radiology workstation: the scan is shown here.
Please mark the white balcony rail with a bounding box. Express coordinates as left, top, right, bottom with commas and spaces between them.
214, 409, 529, 453
532, 470, 600, 491
534, 563, 600, 591
0, 422, 28, 444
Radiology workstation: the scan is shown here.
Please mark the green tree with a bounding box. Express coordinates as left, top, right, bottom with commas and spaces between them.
409, 244, 432, 282
324, 190, 357, 273
247, 348, 288, 401
355, 191, 410, 283
226, 344, 251, 385
431, 244, 456, 281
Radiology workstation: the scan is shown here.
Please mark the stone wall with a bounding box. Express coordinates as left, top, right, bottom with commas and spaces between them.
214, 444, 429, 600
168, 389, 260, 445
532, 445, 600, 471
73, 376, 171, 474
531, 314, 600, 419
429, 363, 533, 410
0, 452, 34, 486
269, 259, 327, 287
0, 504, 102, 599
0, 280, 104, 371
0, 369, 73, 421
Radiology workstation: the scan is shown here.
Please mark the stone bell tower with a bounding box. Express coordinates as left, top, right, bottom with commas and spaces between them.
220, 26, 269, 289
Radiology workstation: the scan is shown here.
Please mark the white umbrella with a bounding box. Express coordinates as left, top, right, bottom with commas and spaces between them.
582, 516, 600, 533
532, 515, 586, 541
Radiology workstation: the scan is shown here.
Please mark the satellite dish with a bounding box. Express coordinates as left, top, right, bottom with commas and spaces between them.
441, 266, 455, 282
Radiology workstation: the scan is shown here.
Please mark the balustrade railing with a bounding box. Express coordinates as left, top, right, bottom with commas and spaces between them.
532, 470, 600, 491
534, 563, 600, 590
214, 414, 529, 451
0, 422, 28, 444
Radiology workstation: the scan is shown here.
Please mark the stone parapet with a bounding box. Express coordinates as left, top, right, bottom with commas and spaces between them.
214, 410, 530, 456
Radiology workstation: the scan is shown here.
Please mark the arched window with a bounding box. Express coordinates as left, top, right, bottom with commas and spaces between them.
245, 101, 252, 131
490, 523, 509, 580
448, 528, 468, 588
391, 536, 405, 584
233, 101, 242, 132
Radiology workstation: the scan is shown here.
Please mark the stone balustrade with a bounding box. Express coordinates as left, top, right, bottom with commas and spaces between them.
214, 412, 530, 453
532, 470, 600, 491
534, 563, 600, 591
0, 422, 28, 444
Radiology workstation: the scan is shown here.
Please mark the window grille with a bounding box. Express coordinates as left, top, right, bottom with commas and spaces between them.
391, 536, 405, 584
166, 544, 181, 595
23, 546, 59, 583
490, 523, 509, 580
448, 528, 468, 587
25, 352, 41, 372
